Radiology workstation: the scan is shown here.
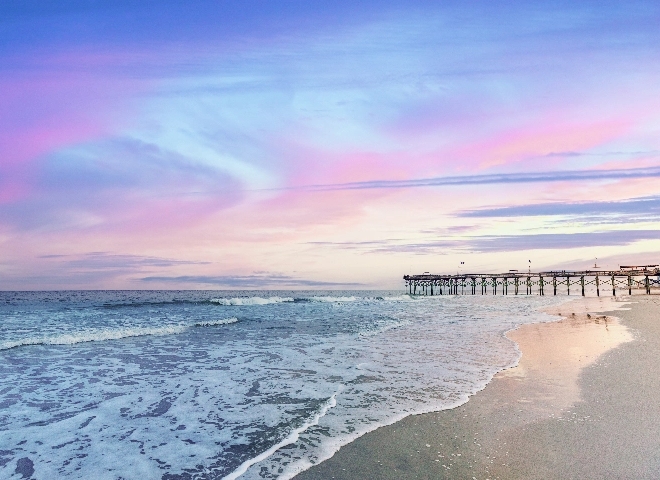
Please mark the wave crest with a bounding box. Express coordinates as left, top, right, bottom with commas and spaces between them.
306, 296, 358, 303
1, 318, 239, 351
194, 318, 239, 327
210, 297, 294, 306
209, 295, 414, 306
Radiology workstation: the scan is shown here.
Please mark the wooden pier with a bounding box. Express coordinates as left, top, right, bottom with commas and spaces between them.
403, 265, 660, 296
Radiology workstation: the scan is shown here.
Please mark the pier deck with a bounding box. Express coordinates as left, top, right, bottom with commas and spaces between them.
404, 266, 660, 296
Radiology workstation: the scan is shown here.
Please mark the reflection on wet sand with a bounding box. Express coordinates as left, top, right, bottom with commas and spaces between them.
498, 297, 633, 416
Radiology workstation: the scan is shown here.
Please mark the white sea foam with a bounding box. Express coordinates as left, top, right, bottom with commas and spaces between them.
210, 295, 412, 305
0, 293, 568, 480
0, 318, 238, 351
307, 296, 358, 302
210, 296, 294, 306
194, 317, 239, 327
381, 294, 414, 301
222, 391, 339, 480
357, 319, 411, 337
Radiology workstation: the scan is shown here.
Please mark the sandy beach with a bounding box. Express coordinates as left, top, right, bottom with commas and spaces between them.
296, 295, 660, 480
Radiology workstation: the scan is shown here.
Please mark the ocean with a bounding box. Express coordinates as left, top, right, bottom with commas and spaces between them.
0, 290, 566, 479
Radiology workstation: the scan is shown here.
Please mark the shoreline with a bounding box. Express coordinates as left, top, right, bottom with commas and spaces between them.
295, 296, 660, 479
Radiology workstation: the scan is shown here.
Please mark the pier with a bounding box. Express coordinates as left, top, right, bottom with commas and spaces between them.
403, 265, 660, 296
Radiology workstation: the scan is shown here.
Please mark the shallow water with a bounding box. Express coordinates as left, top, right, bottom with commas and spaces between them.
0, 290, 566, 479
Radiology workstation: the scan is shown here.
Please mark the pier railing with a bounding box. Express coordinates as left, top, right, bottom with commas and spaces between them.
403, 267, 660, 296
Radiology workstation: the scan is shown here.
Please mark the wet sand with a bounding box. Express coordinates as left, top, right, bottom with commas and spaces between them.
295, 296, 660, 480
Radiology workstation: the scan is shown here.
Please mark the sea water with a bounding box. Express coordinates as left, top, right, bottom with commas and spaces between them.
0, 290, 566, 479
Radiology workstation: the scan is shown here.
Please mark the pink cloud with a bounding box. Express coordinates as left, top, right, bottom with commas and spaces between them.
448, 117, 631, 172
0, 69, 149, 204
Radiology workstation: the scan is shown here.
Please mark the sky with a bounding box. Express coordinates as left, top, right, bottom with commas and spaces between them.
1, 0, 659, 290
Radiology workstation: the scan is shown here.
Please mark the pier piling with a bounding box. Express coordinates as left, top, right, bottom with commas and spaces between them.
403, 266, 658, 297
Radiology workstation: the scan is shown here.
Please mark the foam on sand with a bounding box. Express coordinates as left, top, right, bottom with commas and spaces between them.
222, 391, 339, 480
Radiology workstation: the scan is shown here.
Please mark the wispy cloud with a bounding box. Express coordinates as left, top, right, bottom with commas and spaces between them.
0, 253, 212, 289
465, 230, 660, 252
307, 240, 404, 249
140, 274, 363, 288
541, 149, 660, 158
43, 252, 210, 270
312, 230, 660, 254
284, 165, 660, 192
460, 195, 660, 218
0, 137, 245, 231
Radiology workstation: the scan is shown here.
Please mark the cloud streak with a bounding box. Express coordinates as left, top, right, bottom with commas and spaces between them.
45, 252, 210, 270
313, 230, 660, 254
466, 230, 660, 252
140, 274, 363, 288
284, 165, 660, 192
460, 195, 660, 218
0, 253, 213, 289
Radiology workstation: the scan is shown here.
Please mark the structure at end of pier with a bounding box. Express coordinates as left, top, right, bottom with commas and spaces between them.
404, 265, 660, 296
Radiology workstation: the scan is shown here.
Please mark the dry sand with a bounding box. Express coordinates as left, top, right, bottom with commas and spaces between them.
295, 296, 660, 480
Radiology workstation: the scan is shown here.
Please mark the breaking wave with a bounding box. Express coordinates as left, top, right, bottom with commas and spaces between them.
210, 297, 295, 306
209, 295, 413, 306
306, 296, 358, 302
194, 318, 239, 327
0, 318, 238, 351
